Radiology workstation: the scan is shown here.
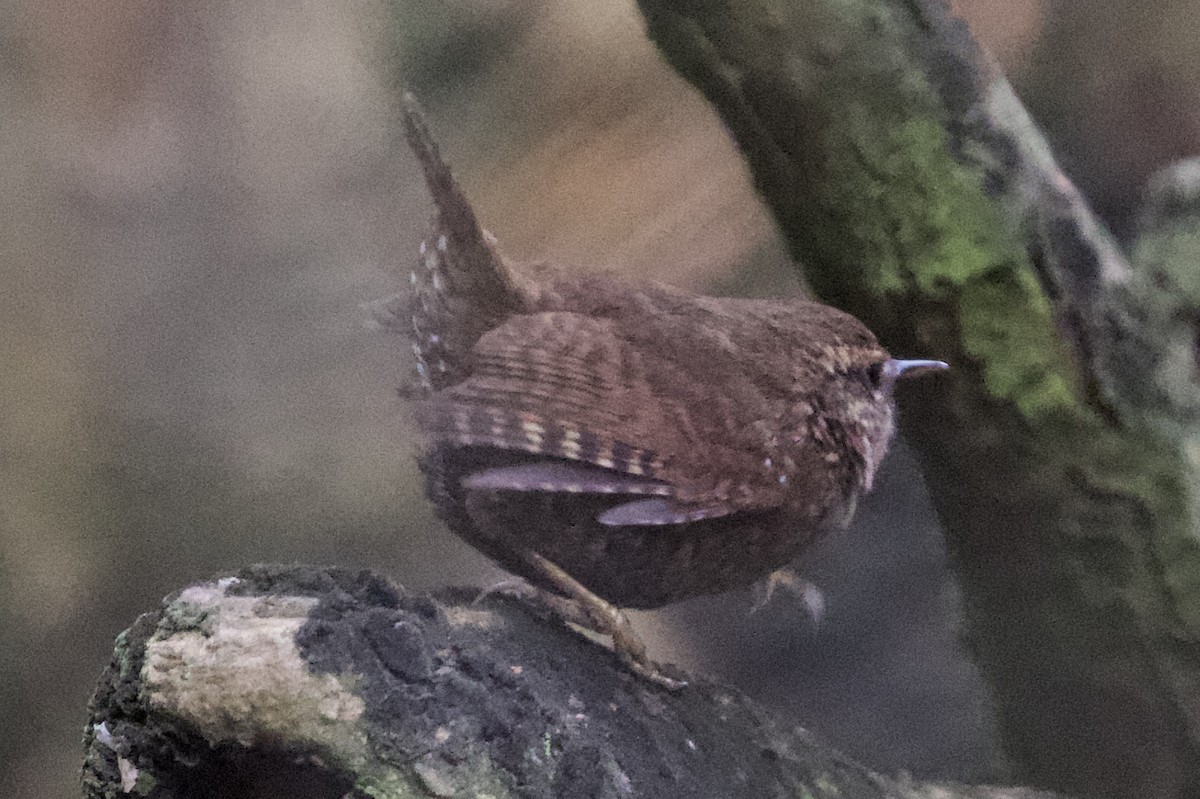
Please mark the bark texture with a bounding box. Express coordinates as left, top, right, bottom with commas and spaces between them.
81, 565, 1061, 799
633, 1, 1200, 797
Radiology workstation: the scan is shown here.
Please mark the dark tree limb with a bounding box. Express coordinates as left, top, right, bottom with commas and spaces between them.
632, 1, 1200, 797
82, 565, 1062, 799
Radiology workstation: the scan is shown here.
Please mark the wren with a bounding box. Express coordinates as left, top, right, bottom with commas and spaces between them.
394, 95, 947, 688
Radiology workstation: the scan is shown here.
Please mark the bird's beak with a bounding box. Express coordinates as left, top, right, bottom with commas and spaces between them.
885, 359, 949, 381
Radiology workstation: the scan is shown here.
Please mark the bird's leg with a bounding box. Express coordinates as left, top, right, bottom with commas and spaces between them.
523, 550, 686, 690
750, 567, 826, 626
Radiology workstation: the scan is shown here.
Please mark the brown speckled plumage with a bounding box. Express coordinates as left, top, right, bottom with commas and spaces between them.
396, 96, 943, 681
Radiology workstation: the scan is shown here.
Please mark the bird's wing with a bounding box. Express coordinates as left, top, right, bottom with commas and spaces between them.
461, 462, 672, 496
416, 311, 800, 523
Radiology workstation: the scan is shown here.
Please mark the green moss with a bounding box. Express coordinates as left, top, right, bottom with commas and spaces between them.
113, 629, 132, 679
956, 271, 1078, 419
159, 601, 215, 636
812, 101, 1081, 420
129, 766, 158, 795
1061, 420, 1200, 630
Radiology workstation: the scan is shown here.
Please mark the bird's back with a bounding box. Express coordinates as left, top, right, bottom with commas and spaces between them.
400, 95, 870, 607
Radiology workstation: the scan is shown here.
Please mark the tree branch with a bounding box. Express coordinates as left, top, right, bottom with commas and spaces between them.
633, 1, 1200, 797
82, 565, 1063, 799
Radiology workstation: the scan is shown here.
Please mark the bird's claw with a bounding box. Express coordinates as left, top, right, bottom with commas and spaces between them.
522, 550, 687, 691
750, 568, 826, 626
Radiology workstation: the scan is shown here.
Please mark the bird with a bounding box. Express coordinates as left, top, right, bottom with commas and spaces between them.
393, 94, 947, 688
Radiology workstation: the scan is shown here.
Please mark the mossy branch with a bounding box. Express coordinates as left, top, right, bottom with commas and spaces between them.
634, 1, 1200, 797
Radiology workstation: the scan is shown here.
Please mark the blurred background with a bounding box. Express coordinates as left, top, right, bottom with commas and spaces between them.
3, 1, 1199, 796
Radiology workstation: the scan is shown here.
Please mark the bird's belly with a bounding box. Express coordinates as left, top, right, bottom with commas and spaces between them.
421, 446, 819, 608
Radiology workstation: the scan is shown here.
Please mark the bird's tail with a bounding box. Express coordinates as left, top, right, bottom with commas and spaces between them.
400, 93, 529, 392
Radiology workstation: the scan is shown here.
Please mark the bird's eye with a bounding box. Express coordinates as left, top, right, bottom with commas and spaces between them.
866, 362, 884, 389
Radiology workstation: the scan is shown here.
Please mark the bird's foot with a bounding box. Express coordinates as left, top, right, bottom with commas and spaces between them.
750, 567, 826, 626
523, 550, 687, 691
